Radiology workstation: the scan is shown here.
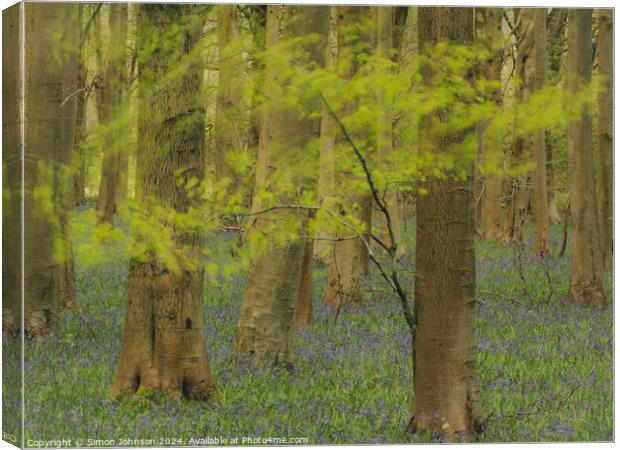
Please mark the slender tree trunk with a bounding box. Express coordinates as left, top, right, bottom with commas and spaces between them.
410, 7, 483, 442
96, 4, 128, 224
111, 5, 219, 400
323, 6, 372, 308
396, 7, 418, 218
566, 9, 607, 308
125, 3, 139, 202
472, 9, 484, 238
247, 5, 267, 166
72, 4, 88, 206
232, 6, 329, 368
7, 3, 80, 340
596, 9, 613, 270
531, 9, 551, 256
215, 5, 248, 200
501, 9, 533, 247
313, 6, 338, 264
375, 6, 404, 258
546, 8, 568, 225
478, 8, 503, 242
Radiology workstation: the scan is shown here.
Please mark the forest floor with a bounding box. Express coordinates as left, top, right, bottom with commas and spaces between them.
3, 218, 613, 444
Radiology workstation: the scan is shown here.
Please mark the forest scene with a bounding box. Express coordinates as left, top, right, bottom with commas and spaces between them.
1, 2, 614, 446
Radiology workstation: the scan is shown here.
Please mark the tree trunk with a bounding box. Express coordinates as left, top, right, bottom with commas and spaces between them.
396, 7, 418, 218
566, 9, 607, 308
546, 8, 568, 224
96, 4, 128, 224
215, 5, 248, 203
531, 8, 551, 256
501, 9, 533, 247
478, 8, 503, 242
232, 6, 329, 368
247, 6, 267, 167
72, 4, 88, 207
111, 4, 219, 400
5, 3, 80, 340
296, 229, 315, 328
313, 6, 338, 264
2, 3, 22, 337
596, 9, 612, 270
375, 6, 404, 258
323, 6, 372, 308
410, 7, 483, 442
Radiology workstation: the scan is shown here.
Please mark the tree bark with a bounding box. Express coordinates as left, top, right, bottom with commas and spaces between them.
375, 6, 404, 258
545, 8, 568, 224
96, 3, 128, 224
323, 6, 373, 308
531, 9, 551, 256
247, 6, 267, 160
478, 8, 503, 242
296, 228, 315, 328
410, 7, 483, 442
215, 5, 249, 202
72, 4, 89, 207
5, 3, 80, 340
396, 7, 418, 218
111, 4, 219, 400
566, 9, 608, 308
2, 3, 22, 337
313, 6, 338, 264
232, 6, 329, 368
501, 9, 533, 247
596, 9, 613, 270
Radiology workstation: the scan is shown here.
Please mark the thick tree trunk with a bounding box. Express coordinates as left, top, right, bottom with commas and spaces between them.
596, 9, 613, 270
531, 9, 551, 256
96, 4, 128, 224
5, 4, 80, 340
566, 9, 608, 308
232, 6, 329, 368
410, 7, 483, 442
501, 9, 533, 247
112, 5, 219, 400
323, 6, 372, 308
478, 8, 503, 242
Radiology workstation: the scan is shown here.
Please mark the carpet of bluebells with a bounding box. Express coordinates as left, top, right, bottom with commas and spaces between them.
3, 220, 613, 445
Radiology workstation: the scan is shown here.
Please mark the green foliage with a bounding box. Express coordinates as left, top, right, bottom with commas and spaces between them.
47, 6, 600, 271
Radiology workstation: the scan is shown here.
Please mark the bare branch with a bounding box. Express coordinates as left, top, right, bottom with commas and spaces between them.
320, 94, 398, 257
80, 3, 103, 49
227, 204, 320, 218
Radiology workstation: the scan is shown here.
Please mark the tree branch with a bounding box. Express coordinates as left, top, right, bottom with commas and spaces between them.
320, 94, 399, 258
227, 204, 320, 217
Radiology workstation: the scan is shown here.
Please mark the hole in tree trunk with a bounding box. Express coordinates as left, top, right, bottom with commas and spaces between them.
185, 318, 192, 329
182, 378, 190, 398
